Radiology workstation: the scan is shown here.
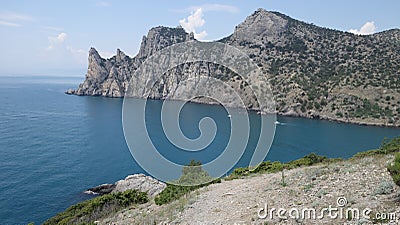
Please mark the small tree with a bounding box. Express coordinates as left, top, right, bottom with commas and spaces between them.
178, 160, 213, 186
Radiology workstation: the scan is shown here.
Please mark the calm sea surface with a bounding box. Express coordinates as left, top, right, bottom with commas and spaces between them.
0, 76, 398, 224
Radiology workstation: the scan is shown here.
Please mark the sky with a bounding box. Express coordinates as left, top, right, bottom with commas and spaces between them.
0, 0, 399, 76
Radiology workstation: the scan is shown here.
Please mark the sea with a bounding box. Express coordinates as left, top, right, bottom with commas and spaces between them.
0, 76, 399, 224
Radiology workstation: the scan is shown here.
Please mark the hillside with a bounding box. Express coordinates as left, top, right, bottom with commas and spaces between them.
45, 137, 400, 224
100, 154, 400, 224
67, 9, 400, 126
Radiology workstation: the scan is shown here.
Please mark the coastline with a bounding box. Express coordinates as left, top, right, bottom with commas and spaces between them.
66, 90, 400, 128
277, 111, 400, 128
46, 137, 400, 224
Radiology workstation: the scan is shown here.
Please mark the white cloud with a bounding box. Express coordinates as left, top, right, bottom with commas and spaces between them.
47, 32, 67, 50
194, 30, 208, 40
56, 33, 67, 42
175, 4, 239, 13
96, 1, 111, 7
349, 21, 376, 35
0, 11, 34, 27
41, 32, 87, 65
0, 12, 34, 21
179, 8, 208, 40
0, 20, 21, 27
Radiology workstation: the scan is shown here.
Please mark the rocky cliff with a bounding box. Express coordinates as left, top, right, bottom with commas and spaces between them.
67, 9, 400, 126
67, 26, 194, 97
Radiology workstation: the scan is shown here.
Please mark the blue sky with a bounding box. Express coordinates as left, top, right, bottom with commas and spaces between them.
0, 0, 399, 76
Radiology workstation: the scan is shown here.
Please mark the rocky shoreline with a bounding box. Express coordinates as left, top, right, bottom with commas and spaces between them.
278, 111, 400, 128
67, 87, 400, 128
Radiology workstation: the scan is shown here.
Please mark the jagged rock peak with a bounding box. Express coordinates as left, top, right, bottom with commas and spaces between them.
89, 47, 102, 59
88, 47, 104, 71
253, 8, 269, 15
231, 8, 288, 44
86, 47, 107, 82
137, 26, 194, 58
116, 48, 127, 62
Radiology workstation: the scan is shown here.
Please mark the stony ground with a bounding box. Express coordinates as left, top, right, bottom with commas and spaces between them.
100, 154, 400, 225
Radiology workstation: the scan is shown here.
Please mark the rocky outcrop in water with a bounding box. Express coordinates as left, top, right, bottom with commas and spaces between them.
68, 9, 400, 126
85, 174, 166, 197
85, 183, 116, 195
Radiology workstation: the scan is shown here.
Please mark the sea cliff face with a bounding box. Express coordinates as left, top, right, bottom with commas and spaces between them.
67, 26, 194, 98
67, 9, 400, 126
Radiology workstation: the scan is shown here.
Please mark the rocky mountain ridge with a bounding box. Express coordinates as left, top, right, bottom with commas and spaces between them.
67, 9, 400, 126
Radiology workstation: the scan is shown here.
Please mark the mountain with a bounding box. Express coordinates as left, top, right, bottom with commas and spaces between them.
67, 9, 400, 126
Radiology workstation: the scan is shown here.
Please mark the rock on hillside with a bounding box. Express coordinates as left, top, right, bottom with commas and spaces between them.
85, 174, 166, 197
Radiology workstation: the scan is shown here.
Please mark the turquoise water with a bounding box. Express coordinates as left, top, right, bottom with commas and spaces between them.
0, 76, 399, 224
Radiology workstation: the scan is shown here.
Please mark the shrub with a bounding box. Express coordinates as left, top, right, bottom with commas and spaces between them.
44, 189, 148, 225
253, 161, 284, 173
226, 153, 338, 181
285, 153, 329, 169
373, 180, 394, 195
381, 136, 400, 153
154, 184, 198, 205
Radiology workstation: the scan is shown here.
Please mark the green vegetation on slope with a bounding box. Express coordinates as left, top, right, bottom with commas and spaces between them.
155, 136, 400, 206
44, 189, 148, 225
353, 136, 400, 158
154, 154, 342, 206
231, 11, 400, 124
226, 153, 341, 180
384, 136, 400, 186
226, 136, 400, 181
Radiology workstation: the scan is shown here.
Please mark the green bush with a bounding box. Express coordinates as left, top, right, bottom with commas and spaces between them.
155, 184, 195, 205
253, 161, 284, 173
388, 153, 400, 187
285, 153, 329, 169
44, 189, 148, 225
